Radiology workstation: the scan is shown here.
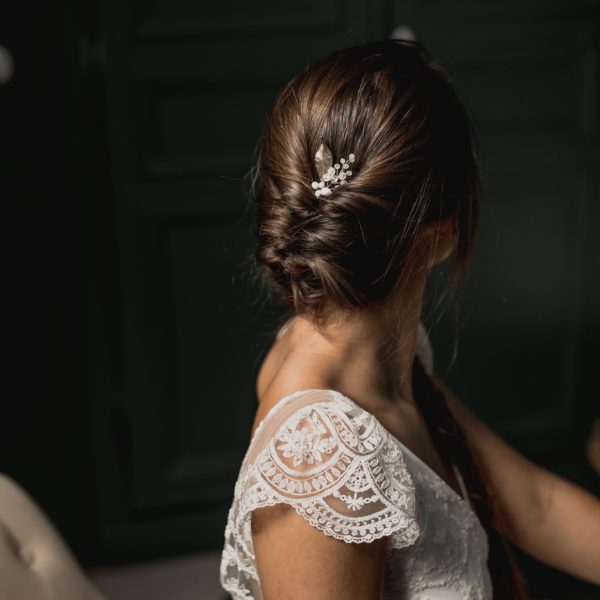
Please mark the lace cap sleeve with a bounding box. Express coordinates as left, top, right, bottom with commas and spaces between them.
237, 389, 420, 550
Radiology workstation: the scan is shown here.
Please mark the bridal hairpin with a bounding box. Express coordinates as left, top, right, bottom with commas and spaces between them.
311, 142, 356, 199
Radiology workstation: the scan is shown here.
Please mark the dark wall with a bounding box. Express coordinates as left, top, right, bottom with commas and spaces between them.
1, 0, 598, 598
1, 0, 96, 562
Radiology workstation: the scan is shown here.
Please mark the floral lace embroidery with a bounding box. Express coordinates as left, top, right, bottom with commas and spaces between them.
219, 391, 422, 600
253, 398, 420, 545
275, 410, 335, 466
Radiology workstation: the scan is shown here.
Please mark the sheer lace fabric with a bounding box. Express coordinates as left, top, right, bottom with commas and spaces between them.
220, 323, 493, 599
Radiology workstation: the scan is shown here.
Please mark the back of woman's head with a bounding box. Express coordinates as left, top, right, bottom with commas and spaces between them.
252, 39, 480, 323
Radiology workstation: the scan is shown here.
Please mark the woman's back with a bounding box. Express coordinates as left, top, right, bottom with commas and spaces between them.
254, 319, 463, 502
219, 324, 493, 599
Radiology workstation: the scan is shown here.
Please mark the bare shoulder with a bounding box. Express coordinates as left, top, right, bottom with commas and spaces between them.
253, 337, 328, 438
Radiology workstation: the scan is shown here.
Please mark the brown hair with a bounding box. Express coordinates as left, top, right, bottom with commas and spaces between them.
250, 39, 526, 598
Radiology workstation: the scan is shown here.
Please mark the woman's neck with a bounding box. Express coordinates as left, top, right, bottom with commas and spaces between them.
277, 272, 427, 409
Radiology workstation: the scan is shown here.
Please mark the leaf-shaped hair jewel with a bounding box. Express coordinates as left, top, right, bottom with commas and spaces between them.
311, 142, 356, 199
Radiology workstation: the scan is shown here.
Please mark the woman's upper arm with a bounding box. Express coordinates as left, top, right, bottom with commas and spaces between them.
253, 502, 388, 600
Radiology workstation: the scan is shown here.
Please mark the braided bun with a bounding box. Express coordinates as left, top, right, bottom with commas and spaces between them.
252, 39, 479, 323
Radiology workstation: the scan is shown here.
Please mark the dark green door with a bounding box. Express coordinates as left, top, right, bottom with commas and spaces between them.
70, 3, 598, 598
76, 0, 388, 562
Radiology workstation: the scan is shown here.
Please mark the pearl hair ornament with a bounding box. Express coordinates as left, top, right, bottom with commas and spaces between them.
311, 142, 356, 199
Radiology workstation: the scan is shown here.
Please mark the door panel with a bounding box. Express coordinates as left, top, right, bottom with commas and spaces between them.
82, 0, 386, 561
392, 0, 599, 464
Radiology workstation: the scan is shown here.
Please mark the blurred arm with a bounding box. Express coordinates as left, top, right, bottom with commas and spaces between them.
432, 374, 600, 586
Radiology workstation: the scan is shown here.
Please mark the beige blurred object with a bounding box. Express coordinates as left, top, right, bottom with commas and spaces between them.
0, 473, 107, 600
89, 551, 224, 600
586, 417, 600, 477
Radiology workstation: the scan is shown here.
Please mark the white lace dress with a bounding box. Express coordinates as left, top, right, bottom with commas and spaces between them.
219, 323, 493, 599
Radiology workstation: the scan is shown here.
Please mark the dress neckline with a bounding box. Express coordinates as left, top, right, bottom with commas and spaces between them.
250, 388, 472, 509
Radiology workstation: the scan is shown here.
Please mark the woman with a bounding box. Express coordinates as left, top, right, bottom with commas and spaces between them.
219, 39, 600, 599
